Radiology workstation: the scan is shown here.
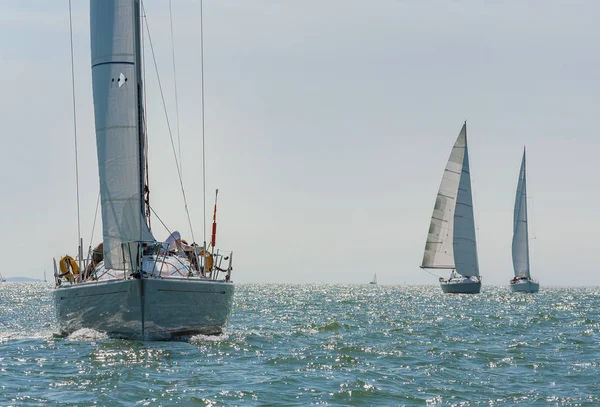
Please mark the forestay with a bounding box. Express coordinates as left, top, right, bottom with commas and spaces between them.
90, 0, 155, 270
512, 150, 530, 278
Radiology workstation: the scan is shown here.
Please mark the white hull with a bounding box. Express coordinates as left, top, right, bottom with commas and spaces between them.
440, 278, 481, 294
54, 278, 234, 340
509, 279, 539, 293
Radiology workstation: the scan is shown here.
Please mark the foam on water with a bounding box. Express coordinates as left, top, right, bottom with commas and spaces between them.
189, 332, 230, 345
67, 328, 108, 341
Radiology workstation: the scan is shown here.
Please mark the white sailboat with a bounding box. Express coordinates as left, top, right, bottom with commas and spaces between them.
509, 149, 539, 293
421, 122, 481, 294
0, 273, 5, 282
52, 0, 234, 340
369, 273, 377, 285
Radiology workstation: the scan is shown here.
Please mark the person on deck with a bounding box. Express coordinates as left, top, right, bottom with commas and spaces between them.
163, 231, 193, 254
84, 242, 104, 280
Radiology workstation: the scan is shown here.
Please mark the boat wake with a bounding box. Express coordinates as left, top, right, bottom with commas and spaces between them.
67, 328, 108, 341
189, 333, 230, 345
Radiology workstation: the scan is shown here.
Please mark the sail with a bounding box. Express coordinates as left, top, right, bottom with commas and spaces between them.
512, 150, 530, 278
452, 129, 479, 277
422, 123, 479, 276
421, 124, 464, 269
90, 0, 154, 270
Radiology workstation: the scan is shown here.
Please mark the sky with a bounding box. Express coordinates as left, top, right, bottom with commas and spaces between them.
0, 1, 599, 286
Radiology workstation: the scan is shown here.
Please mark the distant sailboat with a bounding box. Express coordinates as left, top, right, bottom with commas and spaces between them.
421, 122, 481, 294
509, 149, 539, 293
369, 273, 377, 285
0, 273, 5, 282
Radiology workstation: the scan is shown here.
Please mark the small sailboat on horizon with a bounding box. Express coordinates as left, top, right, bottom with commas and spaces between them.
509, 148, 539, 293
421, 122, 481, 294
369, 273, 377, 285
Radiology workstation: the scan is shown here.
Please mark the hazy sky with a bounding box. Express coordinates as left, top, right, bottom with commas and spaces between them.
1, 1, 598, 286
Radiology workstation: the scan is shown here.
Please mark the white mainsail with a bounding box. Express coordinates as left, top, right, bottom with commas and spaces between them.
512, 149, 530, 278
422, 123, 479, 277
90, 0, 154, 269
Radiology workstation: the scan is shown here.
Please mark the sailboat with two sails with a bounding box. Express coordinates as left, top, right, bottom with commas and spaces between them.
421, 122, 481, 294
52, 0, 235, 340
509, 149, 539, 293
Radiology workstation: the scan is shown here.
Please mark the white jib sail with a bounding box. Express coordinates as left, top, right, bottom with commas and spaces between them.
452, 126, 479, 277
90, 0, 154, 270
422, 123, 466, 270
512, 149, 530, 278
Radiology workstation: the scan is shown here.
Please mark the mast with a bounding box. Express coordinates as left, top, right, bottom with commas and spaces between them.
135, 0, 151, 230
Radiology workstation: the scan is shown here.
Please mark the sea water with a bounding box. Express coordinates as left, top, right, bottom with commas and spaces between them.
1, 283, 599, 406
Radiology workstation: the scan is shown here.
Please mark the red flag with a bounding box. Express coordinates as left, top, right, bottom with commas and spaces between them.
211, 189, 218, 247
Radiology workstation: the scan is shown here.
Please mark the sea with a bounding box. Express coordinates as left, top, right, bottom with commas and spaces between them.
1, 283, 599, 407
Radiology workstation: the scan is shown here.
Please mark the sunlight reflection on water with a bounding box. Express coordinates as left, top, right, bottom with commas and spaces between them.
1, 283, 600, 405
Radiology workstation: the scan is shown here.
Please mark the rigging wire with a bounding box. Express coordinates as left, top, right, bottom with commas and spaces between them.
85, 191, 101, 264
68, 0, 82, 254
421, 267, 446, 280
200, 0, 207, 247
148, 205, 174, 241
140, 2, 196, 244
169, 0, 183, 178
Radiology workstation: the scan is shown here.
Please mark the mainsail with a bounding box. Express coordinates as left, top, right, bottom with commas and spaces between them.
90, 0, 154, 270
512, 149, 530, 278
422, 123, 479, 276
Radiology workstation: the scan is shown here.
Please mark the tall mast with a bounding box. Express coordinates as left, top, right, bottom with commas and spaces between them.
134, 0, 151, 229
